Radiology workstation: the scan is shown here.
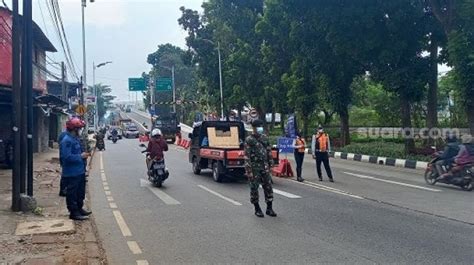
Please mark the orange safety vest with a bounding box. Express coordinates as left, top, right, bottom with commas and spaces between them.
295, 138, 306, 153
316, 133, 329, 152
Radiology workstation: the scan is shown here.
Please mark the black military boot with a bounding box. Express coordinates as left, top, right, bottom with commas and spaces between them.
254, 203, 264, 218
266, 202, 277, 217
79, 209, 92, 216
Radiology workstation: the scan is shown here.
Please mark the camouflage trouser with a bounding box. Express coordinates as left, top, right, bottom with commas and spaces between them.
249, 171, 273, 204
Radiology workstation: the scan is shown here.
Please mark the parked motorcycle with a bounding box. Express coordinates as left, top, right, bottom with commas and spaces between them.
425, 152, 473, 191
140, 144, 169, 187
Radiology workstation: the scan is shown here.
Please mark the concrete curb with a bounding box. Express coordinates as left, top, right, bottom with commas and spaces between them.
327, 151, 428, 170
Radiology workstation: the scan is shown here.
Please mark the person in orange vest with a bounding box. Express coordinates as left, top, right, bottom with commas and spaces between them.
294, 131, 306, 182
311, 125, 334, 182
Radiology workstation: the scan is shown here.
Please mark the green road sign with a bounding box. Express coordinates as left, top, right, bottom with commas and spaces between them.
156, 78, 172, 91
128, 78, 146, 91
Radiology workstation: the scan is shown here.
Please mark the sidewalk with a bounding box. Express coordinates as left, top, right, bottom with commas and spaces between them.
0, 148, 106, 265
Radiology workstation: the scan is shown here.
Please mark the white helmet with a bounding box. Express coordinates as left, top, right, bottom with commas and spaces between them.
151, 128, 162, 137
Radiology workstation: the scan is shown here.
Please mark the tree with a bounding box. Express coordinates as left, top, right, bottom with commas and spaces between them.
89, 83, 115, 122
428, 0, 474, 134
146, 44, 197, 121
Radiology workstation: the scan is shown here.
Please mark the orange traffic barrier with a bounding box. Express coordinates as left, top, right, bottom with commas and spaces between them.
271, 159, 294, 178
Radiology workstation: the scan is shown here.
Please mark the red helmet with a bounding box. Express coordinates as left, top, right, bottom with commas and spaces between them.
66, 118, 85, 130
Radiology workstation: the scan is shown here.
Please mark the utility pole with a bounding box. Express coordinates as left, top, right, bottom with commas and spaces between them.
217, 42, 224, 120
11, 0, 21, 211
21, 0, 34, 197
61, 62, 66, 101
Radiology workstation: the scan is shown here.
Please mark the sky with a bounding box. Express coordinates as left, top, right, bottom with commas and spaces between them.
5, 0, 204, 101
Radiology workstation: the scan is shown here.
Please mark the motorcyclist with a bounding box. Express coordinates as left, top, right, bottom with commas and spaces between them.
438, 135, 474, 180
144, 129, 168, 175
435, 134, 460, 176
111, 127, 118, 139
95, 130, 105, 150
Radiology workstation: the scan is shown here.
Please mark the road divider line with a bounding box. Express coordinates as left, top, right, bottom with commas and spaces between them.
104, 186, 110, 191
136, 260, 149, 265
272, 188, 302, 199
198, 185, 242, 206
107, 196, 114, 202
127, 241, 143, 255
109, 202, 118, 209
343, 172, 442, 192
112, 210, 132, 237
105, 191, 111, 196
292, 180, 364, 200
140, 179, 181, 205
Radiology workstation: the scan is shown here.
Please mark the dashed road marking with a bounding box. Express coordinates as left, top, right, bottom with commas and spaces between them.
104, 186, 110, 191
109, 202, 118, 209
107, 196, 114, 202
112, 210, 132, 237
272, 188, 302, 199
136, 260, 149, 265
127, 241, 143, 255
198, 185, 242, 206
105, 191, 111, 196
343, 172, 442, 192
140, 179, 181, 205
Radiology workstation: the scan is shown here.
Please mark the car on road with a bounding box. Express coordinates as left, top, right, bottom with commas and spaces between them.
123, 123, 140, 138
188, 121, 278, 182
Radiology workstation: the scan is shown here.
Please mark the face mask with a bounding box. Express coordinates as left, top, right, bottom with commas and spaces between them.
256, 127, 264, 134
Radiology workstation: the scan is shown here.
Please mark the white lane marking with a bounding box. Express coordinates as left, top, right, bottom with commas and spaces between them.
104, 186, 110, 191
107, 196, 114, 202
140, 179, 181, 205
100, 153, 104, 170
105, 191, 111, 196
293, 180, 364, 200
198, 185, 242, 206
127, 241, 143, 255
343, 172, 442, 192
102, 181, 108, 186
112, 210, 132, 237
101, 173, 106, 181
272, 188, 302, 199
109, 202, 118, 209
136, 260, 149, 265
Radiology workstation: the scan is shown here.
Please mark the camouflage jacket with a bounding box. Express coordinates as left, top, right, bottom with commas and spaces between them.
245, 133, 273, 176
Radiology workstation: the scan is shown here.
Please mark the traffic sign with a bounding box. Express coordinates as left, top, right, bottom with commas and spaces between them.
129, 78, 146, 91
156, 78, 172, 91
76, 105, 87, 116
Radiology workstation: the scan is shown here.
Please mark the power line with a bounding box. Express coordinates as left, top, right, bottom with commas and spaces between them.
44, 0, 80, 81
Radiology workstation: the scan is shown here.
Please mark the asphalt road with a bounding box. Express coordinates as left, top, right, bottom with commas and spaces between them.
88, 112, 474, 264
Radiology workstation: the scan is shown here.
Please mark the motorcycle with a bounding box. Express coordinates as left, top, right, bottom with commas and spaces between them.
140, 144, 169, 187
111, 134, 118, 144
424, 151, 473, 191
96, 139, 105, 151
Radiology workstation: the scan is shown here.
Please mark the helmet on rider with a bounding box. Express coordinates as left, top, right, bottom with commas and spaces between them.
66, 117, 85, 131
151, 129, 162, 137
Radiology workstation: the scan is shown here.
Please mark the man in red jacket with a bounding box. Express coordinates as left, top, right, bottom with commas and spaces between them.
145, 129, 168, 174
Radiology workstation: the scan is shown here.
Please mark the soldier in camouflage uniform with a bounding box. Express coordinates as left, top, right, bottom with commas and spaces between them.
245, 119, 277, 218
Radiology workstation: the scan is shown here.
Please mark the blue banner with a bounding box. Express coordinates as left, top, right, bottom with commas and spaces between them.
277, 137, 295, 154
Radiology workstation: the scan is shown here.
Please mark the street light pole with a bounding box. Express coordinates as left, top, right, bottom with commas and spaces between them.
217, 41, 224, 120
93, 61, 112, 130
172, 66, 176, 113
81, 0, 87, 89
200, 39, 224, 120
